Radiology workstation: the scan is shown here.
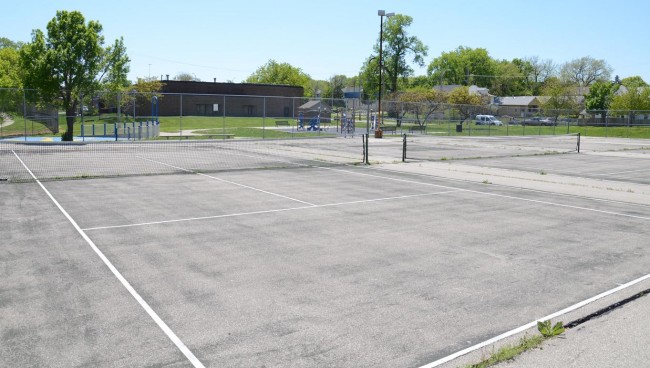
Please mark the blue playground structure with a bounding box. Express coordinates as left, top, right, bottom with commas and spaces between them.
80, 96, 160, 141
297, 113, 321, 131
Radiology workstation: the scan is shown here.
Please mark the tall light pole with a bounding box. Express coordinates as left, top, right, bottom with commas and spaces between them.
376, 10, 394, 138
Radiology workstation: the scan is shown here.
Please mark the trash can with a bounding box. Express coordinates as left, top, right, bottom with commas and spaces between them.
456, 124, 463, 133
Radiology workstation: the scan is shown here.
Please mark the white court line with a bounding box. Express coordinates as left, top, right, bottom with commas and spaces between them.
82, 190, 460, 231
137, 156, 316, 206
138, 156, 650, 223
12, 151, 206, 368
593, 167, 650, 176
418, 272, 650, 368
371, 166, 650, 209
325, 166, 650, 221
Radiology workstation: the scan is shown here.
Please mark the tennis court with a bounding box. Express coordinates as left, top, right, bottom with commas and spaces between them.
2, 135, 650, 367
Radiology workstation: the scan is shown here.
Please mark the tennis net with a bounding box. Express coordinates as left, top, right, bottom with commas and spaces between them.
0, 137, 366, 182
397, 133, 581, 162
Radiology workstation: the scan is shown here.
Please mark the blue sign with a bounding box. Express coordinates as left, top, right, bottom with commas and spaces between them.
344, 92, 361, 98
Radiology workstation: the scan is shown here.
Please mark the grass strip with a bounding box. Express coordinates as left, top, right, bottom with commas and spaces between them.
464, 334, 546, 368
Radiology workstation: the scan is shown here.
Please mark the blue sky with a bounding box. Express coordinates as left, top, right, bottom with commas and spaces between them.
5, 0, 650, 84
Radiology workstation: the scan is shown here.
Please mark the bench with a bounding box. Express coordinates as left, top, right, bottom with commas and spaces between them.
275, 120, 290, 127
203, 134, 234, 139
381, 125, 397, 134
408, 125, 426, 134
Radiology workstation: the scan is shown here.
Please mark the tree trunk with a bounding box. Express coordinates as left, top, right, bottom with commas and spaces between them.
63, 104, 76, 141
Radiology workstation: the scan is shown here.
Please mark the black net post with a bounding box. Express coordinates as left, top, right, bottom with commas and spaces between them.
577, 133, 581, 153
402, 133, 407, 162
363, 133, 369, 164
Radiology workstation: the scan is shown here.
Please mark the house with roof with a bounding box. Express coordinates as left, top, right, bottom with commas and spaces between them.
297, 100, 331, 119
494, 96, 542, 118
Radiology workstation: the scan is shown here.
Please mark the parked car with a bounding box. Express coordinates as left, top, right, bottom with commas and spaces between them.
521, 117, 556, 126
475, 115, 503, 126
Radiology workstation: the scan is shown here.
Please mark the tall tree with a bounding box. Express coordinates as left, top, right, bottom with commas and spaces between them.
491, 60, 527, 96
610, 83, 650, 121
120, 77, 164, 119
560, 56, 612, 88
406, 75, 432, 89
20, 10, 130, 140
541, 79, 581, 122
395, 87, 445, 127
99, 37, 130, 91
510, 56, 556, 95
524, 56, 555, 91
360, 14, 427, 99
0, 40, 23, 113
379, 15, 428, 94
427, 46, 495, 88
0, 37, 23, 50
584, 80, 618, 125
323, 74, 347, 100
359, 56, 380, 100
620, 76, 648, 87
245, 59, 312, 94
0, 47, 21, 88
175, 72, 197, 81
447, 86, 484, 123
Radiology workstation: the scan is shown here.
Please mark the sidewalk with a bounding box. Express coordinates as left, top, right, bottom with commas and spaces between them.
0, 112, 14, 128
502, 289, 650, 367
443, 278, 650, 368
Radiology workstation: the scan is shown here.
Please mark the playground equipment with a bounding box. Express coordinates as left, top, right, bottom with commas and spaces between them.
80, 96, 160, 141
297, 113, 321, 131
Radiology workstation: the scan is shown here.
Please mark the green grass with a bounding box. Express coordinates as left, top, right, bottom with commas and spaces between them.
464, 320, 565, 368
418, 121, 650, 139
5, 113, 650, 140
0, 114, 55, 137
465, 334, 546, 368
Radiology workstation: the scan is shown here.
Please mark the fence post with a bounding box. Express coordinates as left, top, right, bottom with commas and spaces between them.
23, 89, 27, 141
117, 91, 121, 125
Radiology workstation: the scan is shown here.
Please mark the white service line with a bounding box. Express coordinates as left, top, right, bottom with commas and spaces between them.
12, 151, 206, 368
82, 190, 460, 231
418, 272, 650, 368
138, 155, 650, 222
137, 156, 316, 206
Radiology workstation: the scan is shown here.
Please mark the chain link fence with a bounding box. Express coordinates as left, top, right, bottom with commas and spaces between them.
0, 88, 58, 138
2, 88, 650, 140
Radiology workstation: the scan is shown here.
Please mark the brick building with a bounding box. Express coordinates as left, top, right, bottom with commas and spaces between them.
158, 80, 304, 118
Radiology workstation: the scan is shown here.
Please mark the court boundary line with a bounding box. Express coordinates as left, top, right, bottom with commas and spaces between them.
11, 151, 206, 368
86, 163, 650, 232
321, 165, 650, 221
417, 273, 650, 368
137, 156, 316, 206
81, 190, 461, 231
593, 167, 650, 177
365, 165, 650, 209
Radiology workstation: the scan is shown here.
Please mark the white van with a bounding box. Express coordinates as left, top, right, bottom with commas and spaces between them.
475, 115, 503, 126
